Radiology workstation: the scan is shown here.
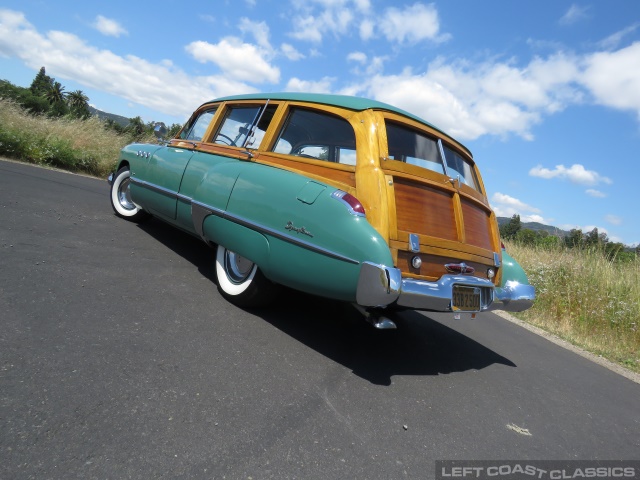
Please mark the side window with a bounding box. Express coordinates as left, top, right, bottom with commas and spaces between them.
213, 104, 278, 148
272, 108, 356, 164
180, 108, 217, 141
386, 121, 444, 174
214, 106, 260, 147
443, 145, 480, 190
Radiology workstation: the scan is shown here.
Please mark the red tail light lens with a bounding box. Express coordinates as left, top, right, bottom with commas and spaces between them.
331, 190, 365, 217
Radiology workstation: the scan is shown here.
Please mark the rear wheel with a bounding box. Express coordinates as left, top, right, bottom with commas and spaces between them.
215, 245, 277, 308
110, 166, 150, 221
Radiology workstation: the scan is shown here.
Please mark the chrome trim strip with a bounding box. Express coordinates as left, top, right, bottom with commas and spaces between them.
191, 200, 360, 265
130, 177, 178, 199
131, 178, 360, 265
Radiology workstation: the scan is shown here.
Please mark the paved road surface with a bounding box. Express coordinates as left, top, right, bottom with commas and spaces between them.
1, 159, 638, 479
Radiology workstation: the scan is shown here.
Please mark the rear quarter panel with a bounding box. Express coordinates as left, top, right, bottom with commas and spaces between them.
197, 162, 394, 301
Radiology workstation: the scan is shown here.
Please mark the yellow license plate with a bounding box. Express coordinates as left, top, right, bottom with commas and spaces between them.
452, 286, 481, 311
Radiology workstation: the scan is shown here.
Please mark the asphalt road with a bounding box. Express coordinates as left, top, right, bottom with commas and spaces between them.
1, 158, 639, 479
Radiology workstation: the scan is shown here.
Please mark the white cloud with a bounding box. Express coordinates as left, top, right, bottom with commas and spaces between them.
93, 15, 127, 37
185, 38, 280, 83
529, 164, 612, 186
289, 4, 354, 43
347, 51, 367, 63
580, 42, 640, 119
0, 9, 256, 117
239, 18, 271, 50
605, 214, 623, 226
559, 4, 590, 25
586, 189, 607, 198
379, 3, 450, 44
289, 15, 323, 43
598, 23, 640, 50
359, 19, 374, 41
288, 0, 447, 45
280, 43, 305, 61
491, 193, 545, 223
285, 76, 334, 93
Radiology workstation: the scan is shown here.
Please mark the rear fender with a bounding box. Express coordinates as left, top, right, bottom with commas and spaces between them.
194, 162, 393, 301
500, 250, 531, 287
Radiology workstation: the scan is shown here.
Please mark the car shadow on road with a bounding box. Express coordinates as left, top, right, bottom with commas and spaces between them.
256, 293, 516, 385
137, 218, 516, 386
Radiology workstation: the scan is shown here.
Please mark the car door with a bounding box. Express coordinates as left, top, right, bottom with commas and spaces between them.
139, 108, 217, 220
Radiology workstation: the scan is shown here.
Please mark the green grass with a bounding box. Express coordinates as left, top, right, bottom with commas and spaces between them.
0, 98, 153, 177
506, 240, 640, 373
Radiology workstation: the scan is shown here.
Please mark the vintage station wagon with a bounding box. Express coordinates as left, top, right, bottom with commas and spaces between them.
109, 93, 534, 328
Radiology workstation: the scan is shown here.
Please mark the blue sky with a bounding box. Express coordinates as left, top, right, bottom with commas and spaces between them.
1, 1, 639, 246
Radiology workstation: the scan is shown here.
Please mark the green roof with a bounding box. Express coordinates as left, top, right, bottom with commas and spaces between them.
208, 92, 450, 138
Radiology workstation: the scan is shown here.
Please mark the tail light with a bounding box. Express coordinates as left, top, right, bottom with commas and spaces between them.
331, 190, 365, 217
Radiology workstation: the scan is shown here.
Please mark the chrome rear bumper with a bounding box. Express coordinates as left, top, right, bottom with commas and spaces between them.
356, 262, 535, 313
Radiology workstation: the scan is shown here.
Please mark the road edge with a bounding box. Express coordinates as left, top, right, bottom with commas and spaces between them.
494, 310, 640, 385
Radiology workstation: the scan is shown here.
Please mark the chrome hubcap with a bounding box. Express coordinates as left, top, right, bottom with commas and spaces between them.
117, 177, 136, 211
224, 250, 254, 284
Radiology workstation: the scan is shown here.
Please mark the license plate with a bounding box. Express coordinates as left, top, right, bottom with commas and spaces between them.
452, 286, 481, 312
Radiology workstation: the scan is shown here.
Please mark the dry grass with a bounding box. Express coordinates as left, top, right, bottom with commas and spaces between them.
0, 98, 153, 177
507, 240, 640, 372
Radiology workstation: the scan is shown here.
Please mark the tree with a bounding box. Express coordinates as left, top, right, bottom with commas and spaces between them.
500, 214, 521, 240
515, 228, 536, 245
67, 90, 90, 118
45, 81, 67, 105
564, 228, 584, 248
127, 116, 146, 136
30, 67, 53, 96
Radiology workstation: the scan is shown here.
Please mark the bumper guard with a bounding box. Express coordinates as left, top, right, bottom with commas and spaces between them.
356, 262, 535, 313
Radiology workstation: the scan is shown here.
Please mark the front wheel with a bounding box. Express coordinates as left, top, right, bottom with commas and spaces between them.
110, 166, 150, 221
215, 245, 277, 308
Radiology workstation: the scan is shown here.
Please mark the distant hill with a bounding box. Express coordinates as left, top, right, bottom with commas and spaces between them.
497, 217, 570, 237
88, 106, 130, 127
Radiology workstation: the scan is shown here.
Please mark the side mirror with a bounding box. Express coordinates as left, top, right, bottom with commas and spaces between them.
154, 122, 168, 140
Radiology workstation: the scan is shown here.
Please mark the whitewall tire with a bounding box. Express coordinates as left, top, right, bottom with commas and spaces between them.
215, 244, 277, 308
110, 166, 150, 221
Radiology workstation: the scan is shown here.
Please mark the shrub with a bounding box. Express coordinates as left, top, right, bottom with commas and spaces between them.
0, 98, 150, 177
507, 241, 640, 372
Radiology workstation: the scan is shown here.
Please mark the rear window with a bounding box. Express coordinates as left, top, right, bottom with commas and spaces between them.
386, 122, 444, 174
386, 121, 480, 191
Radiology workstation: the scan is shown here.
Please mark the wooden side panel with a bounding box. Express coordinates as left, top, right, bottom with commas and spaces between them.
256, 154, 356, 191
461, 199, 493, 250
393, 177, 457, 241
